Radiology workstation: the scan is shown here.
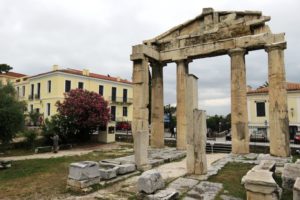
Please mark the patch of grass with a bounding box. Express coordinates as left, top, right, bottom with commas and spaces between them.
0, 148, 132, 199
208, 162, 254, 199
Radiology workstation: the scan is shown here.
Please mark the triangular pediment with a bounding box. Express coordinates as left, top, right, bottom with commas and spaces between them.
145, 8, 271, 51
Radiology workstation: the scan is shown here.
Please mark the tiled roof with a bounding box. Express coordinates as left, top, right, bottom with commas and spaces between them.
0, 71, 27, 78
247, 82, 300, 94
29, 68, 132, 84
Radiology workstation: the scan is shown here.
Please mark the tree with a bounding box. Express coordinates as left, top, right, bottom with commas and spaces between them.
0, 82, 25, 144
206, 113, 231, 133
56, 89, 110, 141
0, 64, 13, 74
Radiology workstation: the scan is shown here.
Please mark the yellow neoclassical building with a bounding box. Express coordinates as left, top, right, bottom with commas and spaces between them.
14, 65, 133, 123
247, 82, 300, 139
0, 71, 26, 85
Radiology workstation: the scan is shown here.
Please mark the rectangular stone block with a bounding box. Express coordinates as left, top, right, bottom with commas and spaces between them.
68, 161, 100, 181
67, 176, 100, 189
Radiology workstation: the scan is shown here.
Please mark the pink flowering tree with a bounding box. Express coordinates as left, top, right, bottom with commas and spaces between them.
56, 89, 110, 141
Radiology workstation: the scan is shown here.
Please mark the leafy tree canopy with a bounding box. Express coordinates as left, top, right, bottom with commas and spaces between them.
55, 89, 110, 141
0, 82, 25, 144
0, 64, 13, 74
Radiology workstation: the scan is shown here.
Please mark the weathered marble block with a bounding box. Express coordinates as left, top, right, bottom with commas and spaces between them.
282, 163, 300, 190
67, 176, 100, 189
138, 170, 165, 194
117, 163, 136, 175
68, 161, 100, 181
146, 188, 179, 200
252, 160, 276, 172
243, 170, 281, 200
294, 177, 300, 200
98, 164, 119, 180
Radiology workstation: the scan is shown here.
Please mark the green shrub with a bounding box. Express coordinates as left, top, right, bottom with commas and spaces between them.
23, 130, 37, 149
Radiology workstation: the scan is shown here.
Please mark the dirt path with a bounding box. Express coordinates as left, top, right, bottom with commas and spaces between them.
1, 143, 125, 161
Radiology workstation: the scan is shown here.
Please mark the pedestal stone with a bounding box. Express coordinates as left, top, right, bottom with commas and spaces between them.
243, 170, 281, 200
229, 48, 250, 154
265, 42, 290, 157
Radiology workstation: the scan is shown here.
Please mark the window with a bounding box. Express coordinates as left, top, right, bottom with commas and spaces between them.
123, 89, 127, 103
111, 87, 116, 101
31, 84, 34, 97
111, 106, 116, 121
123, 107, 128, 117
47, 103, 51, 116
37, 83, 41, 98
17, 87, 19, 96
78, 82, 84, 89
48, 80, 51, 93
256, 102, 266, 117
22, 86, 25, 96
99, 85, 104, 96
30, 104, 33, 112
65, 80, 71, 92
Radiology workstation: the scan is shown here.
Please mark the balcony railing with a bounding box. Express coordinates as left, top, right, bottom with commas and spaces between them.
28, 94, 34, 100
109, 96, 133, 104
34, 94, 40, 100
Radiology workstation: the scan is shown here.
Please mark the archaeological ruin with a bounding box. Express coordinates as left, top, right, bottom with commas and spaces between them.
130, 8, 290, 170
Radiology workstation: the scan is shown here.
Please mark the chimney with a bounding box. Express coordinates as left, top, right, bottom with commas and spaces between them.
117, 76, 121, 82
52, 65, 59, 71
82, 69, 90, 76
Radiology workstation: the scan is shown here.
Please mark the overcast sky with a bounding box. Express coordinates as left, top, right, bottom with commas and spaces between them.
1, 0, 300, 115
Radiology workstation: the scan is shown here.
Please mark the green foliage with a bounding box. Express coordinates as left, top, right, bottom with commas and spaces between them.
23, 129, 37, 149
28, 110, 41, 126
41, 114, 72, 144
0, 82, 25, 144
207, 113, 231, 132
0, 64, 13, 74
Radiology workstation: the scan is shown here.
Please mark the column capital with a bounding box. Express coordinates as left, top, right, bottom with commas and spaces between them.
175, 59, 193, 65
149, 59, 166, 68
265, 42, 287, 52
228, 48, 247, 57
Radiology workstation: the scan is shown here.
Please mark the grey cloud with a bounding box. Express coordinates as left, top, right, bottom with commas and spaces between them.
0, 0, 299, 115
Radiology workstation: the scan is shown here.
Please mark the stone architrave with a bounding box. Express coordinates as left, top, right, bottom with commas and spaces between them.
229, 48, 250, 154
187, 109, 208, 175
176, 60, 189, 150
150, 61, 165, 148
132, 58, 150, 170
265, 42, 290, 157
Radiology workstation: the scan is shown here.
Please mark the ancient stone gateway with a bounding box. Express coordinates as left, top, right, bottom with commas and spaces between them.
131, 8, 290, 169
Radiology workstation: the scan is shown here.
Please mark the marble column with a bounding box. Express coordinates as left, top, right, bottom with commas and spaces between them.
176, 60, 189, 150
265, 42, 290, 157
150, 61, 164, 148
229, 48, 250, 154
132, 58, 150, 170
